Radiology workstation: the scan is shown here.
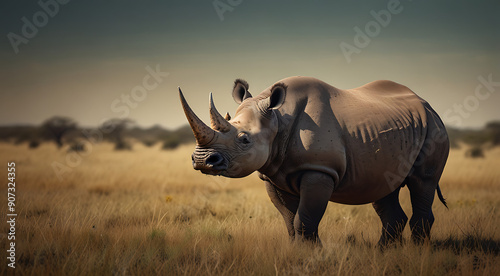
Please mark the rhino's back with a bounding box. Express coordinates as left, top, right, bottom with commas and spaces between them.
269, 77, 430, 204
336, 80, 427, 143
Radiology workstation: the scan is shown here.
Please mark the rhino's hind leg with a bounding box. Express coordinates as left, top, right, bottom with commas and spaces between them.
407, 176, 437, 243
407, 169, 442, 243
406, 115, 449, 244
265, 181, 299, 239
372, 187, 408, 247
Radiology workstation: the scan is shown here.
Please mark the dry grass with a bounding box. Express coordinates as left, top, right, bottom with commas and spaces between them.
0, 142, 499, 275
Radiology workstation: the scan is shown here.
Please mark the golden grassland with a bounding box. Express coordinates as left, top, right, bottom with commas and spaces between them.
0, 142, 499, 275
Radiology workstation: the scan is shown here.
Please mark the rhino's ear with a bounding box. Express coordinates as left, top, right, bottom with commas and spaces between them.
267, 83, 286, 109
232, 79, 252, 104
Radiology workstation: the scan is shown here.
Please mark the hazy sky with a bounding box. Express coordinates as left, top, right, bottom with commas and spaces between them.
1, 0, 499, 129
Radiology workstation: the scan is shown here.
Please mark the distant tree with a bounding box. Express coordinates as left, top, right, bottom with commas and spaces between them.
465, 146, 485, 158
13, 129, 35, 145
114, 140, 132, 151
160, 125, 196, 150
101, 118, 134, 150
461, 130, 490, 147
142, 139, 157, 147
67, 142, 86, 153
0, 126, 44, 145
42, 116, 77, 148
162, 137, 181, 150
28, 140, 40, 149
486, 121, 500, 146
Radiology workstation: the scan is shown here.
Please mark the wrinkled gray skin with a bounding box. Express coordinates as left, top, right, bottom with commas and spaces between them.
179, 76, 449, 246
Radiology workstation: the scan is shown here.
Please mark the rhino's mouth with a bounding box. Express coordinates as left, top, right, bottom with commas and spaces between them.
192, 151, 229, 175
200, 168, 227, 176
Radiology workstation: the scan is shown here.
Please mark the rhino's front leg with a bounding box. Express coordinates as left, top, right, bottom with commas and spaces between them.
294, 171, 334, 244
265, 181, 299, 239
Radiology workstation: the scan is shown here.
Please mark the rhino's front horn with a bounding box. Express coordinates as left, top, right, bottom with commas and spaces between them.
209, 93, 232, 133
179, 87, 216, 146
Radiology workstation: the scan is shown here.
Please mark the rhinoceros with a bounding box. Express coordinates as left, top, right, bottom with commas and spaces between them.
178, 76, 449, 245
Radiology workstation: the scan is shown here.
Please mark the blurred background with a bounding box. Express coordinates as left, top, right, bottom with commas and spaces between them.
1, 1, 499, 141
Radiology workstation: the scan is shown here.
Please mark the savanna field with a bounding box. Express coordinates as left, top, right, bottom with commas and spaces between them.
0, 142, 499, 275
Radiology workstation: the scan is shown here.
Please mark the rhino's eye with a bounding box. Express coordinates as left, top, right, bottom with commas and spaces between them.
237, 132, 252, 145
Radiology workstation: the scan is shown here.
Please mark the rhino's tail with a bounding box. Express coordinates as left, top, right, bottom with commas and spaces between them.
436, 184, 448, 209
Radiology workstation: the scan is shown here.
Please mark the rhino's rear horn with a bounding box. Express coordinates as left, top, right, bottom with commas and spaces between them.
179, 87, 216, 146
209, 93, 232, 133
224, 112, 231, 121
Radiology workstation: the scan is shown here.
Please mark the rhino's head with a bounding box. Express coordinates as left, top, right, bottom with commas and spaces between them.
179, 79, 286, 178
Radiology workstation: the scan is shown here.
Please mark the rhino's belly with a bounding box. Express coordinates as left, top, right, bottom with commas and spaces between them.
329, 154, 411, 204
331, 131, 424, 204
329, 174, 399, 205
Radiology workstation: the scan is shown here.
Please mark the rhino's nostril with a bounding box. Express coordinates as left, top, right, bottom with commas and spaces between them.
206, 153, 224, 167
